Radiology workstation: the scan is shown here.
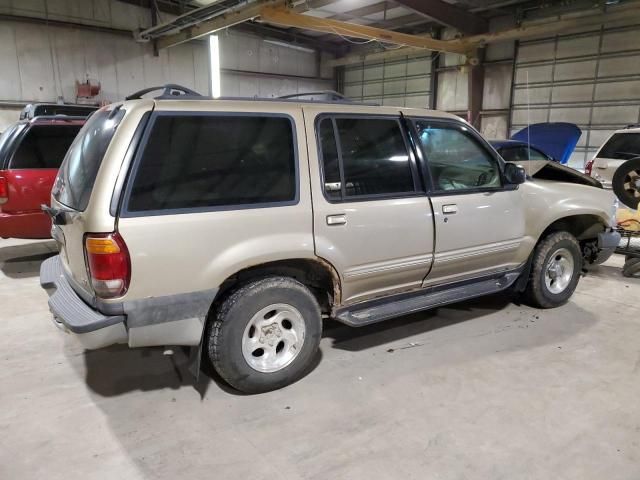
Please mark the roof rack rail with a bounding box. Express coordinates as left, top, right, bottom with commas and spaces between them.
30, 115, 90, 122
126, 84, 203, 100
278, 90, 351, 102
624, 123, 640, 129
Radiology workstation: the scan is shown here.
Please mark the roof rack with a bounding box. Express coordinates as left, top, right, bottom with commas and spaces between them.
278, 90, 352, 102
624, 123, 640, 129
126, 84, 203, 100
20, 103, 98, 120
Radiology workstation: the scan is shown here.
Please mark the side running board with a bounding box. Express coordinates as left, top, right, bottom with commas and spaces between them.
335, 271, 521, 327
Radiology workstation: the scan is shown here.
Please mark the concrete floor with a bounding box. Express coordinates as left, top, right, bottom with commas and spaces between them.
1, 238, 639, 480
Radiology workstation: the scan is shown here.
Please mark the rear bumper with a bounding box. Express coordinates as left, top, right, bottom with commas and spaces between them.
0, 210, 51, 239
40, 256, 127, 349
593, 229, 621, 264
40, 255, 216, 350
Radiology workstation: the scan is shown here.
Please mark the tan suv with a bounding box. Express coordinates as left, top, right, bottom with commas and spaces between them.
40, 85, 620, 393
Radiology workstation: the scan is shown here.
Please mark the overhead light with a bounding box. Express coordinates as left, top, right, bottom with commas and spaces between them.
263, 39, 315, 53
209, 35, 221, 98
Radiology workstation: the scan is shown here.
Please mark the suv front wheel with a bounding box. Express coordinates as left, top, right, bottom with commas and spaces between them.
207, 276, 322, 393
523, 231, 582, 308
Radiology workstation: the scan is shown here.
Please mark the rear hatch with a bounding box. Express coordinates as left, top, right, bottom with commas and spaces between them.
50, 105, 127, 297
1, 120, 83, 216
592, 132, 640, 184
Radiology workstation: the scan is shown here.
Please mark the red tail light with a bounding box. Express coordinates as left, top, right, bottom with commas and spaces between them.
585, 159, 594, 176
84, 232, 131, 298
0, 175, 8, 204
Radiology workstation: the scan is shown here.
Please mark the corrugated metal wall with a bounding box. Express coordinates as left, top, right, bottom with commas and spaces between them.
511, 22, 640, 169
342, 54, 433, 108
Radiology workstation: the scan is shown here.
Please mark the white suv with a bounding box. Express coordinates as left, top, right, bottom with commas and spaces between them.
588, 125, 640, 208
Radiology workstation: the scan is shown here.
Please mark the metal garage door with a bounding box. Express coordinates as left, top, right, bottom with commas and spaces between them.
343, 54, 432, 107
511, 23, 640, 169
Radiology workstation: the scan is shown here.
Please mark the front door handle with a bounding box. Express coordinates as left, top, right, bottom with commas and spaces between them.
442, 204, 458, 215
327, 214, 347, 226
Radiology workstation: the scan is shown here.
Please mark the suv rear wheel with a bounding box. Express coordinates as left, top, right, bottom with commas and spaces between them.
207, 277, 322, 393
523, 231, 582, 308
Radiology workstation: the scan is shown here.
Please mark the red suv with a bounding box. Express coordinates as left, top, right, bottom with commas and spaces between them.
0, 104, 96, 239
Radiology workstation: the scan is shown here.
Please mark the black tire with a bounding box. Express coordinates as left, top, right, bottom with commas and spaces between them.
523, 231, 583, 308
622, 256, 640, 278
207, 276, 322, 394
612, 156, 640, 209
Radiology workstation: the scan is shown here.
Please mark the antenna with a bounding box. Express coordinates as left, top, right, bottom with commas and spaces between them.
526, 69, 531, 176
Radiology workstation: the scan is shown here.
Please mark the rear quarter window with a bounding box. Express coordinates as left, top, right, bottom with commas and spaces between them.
125, 114, 297, 214
598, 133, 640, 160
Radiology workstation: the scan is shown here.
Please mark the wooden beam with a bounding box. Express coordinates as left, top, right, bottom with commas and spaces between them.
156, 0, 284, 49
259, 6, 470, 55
394, 0, 488, 34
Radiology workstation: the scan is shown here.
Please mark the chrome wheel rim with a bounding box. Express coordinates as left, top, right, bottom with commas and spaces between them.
545, 248, 575, 294
242, 303, 306, 373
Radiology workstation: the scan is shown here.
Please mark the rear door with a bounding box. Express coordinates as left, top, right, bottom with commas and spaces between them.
51, 106, 129, 294
306, 109, 435, 305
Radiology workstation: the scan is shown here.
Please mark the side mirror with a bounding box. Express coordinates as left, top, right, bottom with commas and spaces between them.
504, 162, 526, 185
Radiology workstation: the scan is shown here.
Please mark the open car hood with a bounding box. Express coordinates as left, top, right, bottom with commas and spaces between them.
511, 122, 581, 164
513, 160, 602, 188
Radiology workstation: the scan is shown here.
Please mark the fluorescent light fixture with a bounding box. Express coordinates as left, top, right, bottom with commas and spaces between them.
263, 39, 314, 53
209, 35, 221, 98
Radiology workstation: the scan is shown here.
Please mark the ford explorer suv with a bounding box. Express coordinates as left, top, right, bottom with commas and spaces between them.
0, 104, 96, 239
587, 125, 640, 208
40, 85, 620, 393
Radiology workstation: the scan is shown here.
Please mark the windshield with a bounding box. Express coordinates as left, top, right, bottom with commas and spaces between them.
9, 124, 82, 169
53, 107, 125, 211
598, 133, 640, 161
0, 123, 26, 169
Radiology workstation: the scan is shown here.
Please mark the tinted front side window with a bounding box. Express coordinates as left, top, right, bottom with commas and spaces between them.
415, 121, 501, 191
54, 108, 125, 211
127, 115, 296, 212
10, 124, 82, 169
598, 133, 640, 160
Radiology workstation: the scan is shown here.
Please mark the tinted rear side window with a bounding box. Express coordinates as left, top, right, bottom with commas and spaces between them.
598, 133, 640, 160
10, 124, 81, 169
126, 114, 296, 213
0, 123, 25, 169
54, 108, 125, 211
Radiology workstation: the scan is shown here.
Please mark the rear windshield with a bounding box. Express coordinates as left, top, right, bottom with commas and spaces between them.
0, 123, 26, 169
54, 108, 125, 211
9, 124, 82, 169
598, 133, 640, 160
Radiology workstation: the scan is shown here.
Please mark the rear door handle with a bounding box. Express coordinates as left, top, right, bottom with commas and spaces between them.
442, 204, 458, 215
327, 214, 347, 226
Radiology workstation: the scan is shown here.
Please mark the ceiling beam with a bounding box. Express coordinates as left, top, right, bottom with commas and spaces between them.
393, 0, 488, 34
156, 0, 284, 49
259, 6, 470, 55
328, 0, 640, 66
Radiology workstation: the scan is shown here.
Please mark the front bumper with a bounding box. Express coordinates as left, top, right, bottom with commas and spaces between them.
593, 229, 621, 264
40, 256, 127, 349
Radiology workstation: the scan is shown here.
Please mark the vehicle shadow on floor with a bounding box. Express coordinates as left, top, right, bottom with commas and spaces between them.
81, 343, 323, 398
0, 240, 57, 278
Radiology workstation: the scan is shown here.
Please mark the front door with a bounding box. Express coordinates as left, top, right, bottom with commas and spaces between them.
410, 118, 526, 286
305, 109, 435, 306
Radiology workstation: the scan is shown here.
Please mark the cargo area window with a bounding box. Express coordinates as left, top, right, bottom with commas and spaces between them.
598, 133, 640, 161
126, 114, 297, 213
318, 116, 416, 201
